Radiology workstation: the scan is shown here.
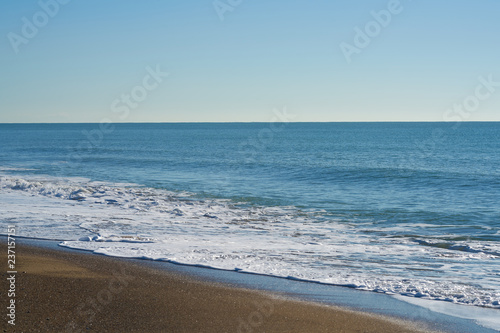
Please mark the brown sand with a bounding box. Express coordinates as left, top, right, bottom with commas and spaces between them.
1, 243, 438, 333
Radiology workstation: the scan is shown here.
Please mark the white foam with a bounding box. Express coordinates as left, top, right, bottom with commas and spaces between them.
394, 295, 500, 332
0, 167, 37, 171
1, 174, 499, 311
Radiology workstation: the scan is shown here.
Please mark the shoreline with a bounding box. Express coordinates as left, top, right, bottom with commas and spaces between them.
1, 237, 442, 333
1, 236, 498, 332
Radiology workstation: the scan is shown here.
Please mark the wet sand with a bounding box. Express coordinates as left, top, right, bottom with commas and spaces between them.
0, 243, 438, 332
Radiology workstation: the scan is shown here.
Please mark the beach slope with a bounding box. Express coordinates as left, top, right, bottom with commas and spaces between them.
1, 243, 437, 332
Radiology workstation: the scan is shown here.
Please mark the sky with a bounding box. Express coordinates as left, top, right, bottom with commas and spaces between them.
0, 0, 499, 123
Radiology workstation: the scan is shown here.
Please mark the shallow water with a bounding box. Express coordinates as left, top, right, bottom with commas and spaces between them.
0, 122, 499, 311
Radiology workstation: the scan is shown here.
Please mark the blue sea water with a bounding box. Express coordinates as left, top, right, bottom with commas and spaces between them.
0, 122, 499, 312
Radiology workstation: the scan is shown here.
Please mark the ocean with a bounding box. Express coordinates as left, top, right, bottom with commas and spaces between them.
1, 122, 499, 310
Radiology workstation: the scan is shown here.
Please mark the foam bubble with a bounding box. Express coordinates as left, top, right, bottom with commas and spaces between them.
1, 174, 499, 310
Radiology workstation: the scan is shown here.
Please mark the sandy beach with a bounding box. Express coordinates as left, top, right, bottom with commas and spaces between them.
0, 242, 440, 333
2, 0, 499, 330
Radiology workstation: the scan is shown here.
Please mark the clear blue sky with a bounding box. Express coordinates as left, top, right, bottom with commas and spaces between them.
1, 0, 499, 122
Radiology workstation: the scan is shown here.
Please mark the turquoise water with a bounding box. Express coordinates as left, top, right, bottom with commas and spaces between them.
0, 122, 499, 309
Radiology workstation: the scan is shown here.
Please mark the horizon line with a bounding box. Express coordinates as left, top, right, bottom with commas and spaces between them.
1, 120, 499, 125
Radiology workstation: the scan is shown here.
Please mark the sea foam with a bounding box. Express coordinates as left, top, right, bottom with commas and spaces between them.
1, 174, 499, 310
